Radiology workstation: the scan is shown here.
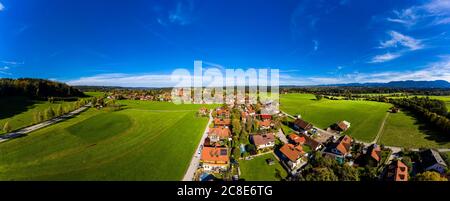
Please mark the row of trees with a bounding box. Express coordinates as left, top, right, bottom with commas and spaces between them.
281, 86, 450, 96
0, 78, 84, 98
32, 99, 90, 124
1, 98, 91, 134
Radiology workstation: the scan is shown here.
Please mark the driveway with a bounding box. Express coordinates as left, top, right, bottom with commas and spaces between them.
182, 111, 213, 181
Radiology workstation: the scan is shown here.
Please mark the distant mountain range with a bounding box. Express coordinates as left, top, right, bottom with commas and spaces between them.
316, 80, 450, 89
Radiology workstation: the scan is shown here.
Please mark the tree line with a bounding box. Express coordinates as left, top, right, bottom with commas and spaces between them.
387, 97, 450, 135
0, 78, 84, 98
281, 86, 450, 96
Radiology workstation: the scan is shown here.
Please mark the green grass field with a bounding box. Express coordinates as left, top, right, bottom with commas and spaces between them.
379, 110, 450, 148
0, 101, 210, 180
280, 93, 391, 142
0, 97, 76, 135
239, 154, 287, 181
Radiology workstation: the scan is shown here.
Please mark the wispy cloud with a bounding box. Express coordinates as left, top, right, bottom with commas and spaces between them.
1, 60, 24, 65
370, 31, 423, 63
66, 73, 182, 87
369, 53, 401, 63
282, 55, 450, 85
386, 0, 450, 27
0, 66, 11, 75
312, 40, 319, 51
379, 31, 423, 50
156, 0, 195, 26
0, 2, 4, 12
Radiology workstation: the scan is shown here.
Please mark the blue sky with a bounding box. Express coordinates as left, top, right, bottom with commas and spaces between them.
0, 0, 450, 87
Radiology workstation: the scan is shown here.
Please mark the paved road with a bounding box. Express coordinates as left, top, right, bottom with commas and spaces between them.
182, 111, 213, 181
276, 128, 288, 144
0, 104, 91, 143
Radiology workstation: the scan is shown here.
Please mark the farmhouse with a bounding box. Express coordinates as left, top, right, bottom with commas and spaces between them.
200, 147, 230, 172
385, 160, 409, 181
324, 135, 352, 161
279, 144, 306, 171
251, 133, 275, 150
214, 118, 231, 126
293, 119, 313, 133
208, 127, 232, 142
419, 149, 447, 174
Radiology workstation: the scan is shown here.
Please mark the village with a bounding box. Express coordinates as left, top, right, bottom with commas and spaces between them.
189, 99, 448, 181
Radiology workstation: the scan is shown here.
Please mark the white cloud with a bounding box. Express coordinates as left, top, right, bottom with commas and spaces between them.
369, 53, 401, 63
387, 8, 418, 26
386, 0, 450, 27
379, 31, 423, 50
67, 73, 179, 87
0, 2, 4, 11
281, 56, 450, 85
422, 0, 450, 15
312, 40, 319, 51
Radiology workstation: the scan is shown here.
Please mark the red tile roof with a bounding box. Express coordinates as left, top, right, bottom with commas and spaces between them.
336, 135, 352, 155
208, 127, 231, 139
259, 119, 272, 127
280, 144, 304, 162
369, 144, 382, 162
386, 160, 409, 181
260, 114, 272, 119
201, 147, 229, 164
252, 133, 275, 146
288, 133, 306, 145
214, 118, 231, 126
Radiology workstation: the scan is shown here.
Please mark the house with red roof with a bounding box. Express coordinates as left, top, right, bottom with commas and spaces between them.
288, 133, 306, 145
323, 135, 353, 162
208, 127, 232, 143
214, 118, 231, 126
385, 160, 409, 181
279, 144, 307, 171
251, 133, 275, 150
258, 119, 272, 130
200, 147, 230, 172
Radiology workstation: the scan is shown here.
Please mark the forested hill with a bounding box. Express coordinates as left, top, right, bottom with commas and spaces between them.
0, 78, 85, 98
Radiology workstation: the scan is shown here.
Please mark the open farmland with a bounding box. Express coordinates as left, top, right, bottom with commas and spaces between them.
280, 93, 392, 142
379, 110, 450, 148
0, 101, 212, 180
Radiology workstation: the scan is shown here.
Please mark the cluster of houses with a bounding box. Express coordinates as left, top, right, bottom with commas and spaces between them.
195, 103, 448, 181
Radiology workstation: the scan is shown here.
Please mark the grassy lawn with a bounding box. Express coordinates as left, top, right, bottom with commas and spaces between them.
280, 93, 391, 142
239, 154, 287, 181
0, 101, 210, 180
0, 96, 76, 135
379, 110, 450, 148
84, 91, 105, 97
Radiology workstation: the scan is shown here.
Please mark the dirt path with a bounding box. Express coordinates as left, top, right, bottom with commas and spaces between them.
371, 112, 390, 144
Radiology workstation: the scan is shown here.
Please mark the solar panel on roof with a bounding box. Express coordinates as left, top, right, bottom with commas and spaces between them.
220, 149, 227, 155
